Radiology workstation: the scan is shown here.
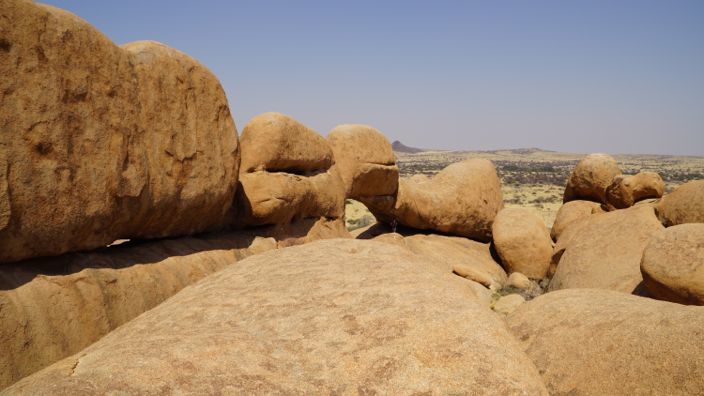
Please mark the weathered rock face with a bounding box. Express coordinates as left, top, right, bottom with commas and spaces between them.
0, 1, 239, 263
259, 216, 351, 248
327, 124, 399, 201
508, 289, 704, 395
368, 159, 503, 242
548, 205, 664, 293
0, 232, 278, 390
563, 153, 621, 204
492, 293, 525, 315
239, 112, 332, 173
605, 171, 664, 209
7, 240, 548, 394
550, 200, 603, 241
641, 224, 704, 305
236, 113, 345, 227
361, 229, 507, 289
492, 208, 552, 279
656, 180, 704, 226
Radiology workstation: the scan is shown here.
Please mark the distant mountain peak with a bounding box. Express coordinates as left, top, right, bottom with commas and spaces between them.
392, 140, 425, 153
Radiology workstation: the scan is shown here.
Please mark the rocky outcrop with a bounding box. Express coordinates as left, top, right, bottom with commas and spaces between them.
641, 224, 704, 305
0, 216, 351, 390
236, 113, 346, 228
368, 159, 503, 242
563, 153, 621, 204
492, 208, 552, 279
0, 1, 240, 263
548, 205, 664, 293
0, 232, 278, 390
605, 171, 664, 209
508, 289, 704, 395
7, 240, 548, 394
550, 200, 603, 241
656, 180, 704, 226
328, 124, 399, 202
356, 225, 507, 289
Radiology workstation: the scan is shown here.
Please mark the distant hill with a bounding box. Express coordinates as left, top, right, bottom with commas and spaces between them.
392, 140, 425, 153
483, 148, 556, 155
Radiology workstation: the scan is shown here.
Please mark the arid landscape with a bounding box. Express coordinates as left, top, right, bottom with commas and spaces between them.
399, 147, 704, 225
346, 147, 704, 229
2, 1, 704, 395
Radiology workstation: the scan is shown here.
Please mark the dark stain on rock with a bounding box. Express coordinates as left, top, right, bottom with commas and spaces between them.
35, 142, 53, 155
0, 39, 10, 52
34, 46, 47, 63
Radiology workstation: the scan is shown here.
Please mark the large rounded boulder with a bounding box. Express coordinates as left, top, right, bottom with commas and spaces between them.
656, 180, 704, 226
492, 208, 552, 279
0, 231, 276, 390
550, 200, 603, 241
605, 171, 664, 209
236, 112, 346, 227
368, 159, 503, 242
327, 124, 399, 201
0, 1, 240, 263
549, 205, 664, 293
641, 224, 704, 305
563, 153, 621, 204
7, 239, 547, 394
508, 289, 704, 395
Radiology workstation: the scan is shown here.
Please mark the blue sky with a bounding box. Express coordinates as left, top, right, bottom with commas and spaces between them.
43, 0, 704, 155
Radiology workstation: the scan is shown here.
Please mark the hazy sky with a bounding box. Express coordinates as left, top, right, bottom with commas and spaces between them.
43, 0, 704, 155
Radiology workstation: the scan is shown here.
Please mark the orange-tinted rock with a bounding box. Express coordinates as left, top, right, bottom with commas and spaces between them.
0, 232, 277, 390
605, 171, 664, 209
563, 153, 621, 204
656, 180, 704, 226
7, 240, 547, 394
548, 206, 664, 293
550, 200, 603, 241
508, 289, 704, 395
641, 224, 704, 305
492, 208, 553, 279
369, 159, 503, 242
0, 1, 239, 262
328, 124, 399, 200
236, 113, 346, 227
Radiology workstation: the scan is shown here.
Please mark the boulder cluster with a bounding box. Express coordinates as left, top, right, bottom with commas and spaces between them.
1, 1, 703, 394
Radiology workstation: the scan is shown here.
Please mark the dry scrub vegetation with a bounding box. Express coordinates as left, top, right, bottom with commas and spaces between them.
347, 148, 704, 228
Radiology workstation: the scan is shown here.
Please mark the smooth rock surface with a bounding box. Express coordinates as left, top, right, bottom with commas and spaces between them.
0, 232, 277, 390
507, 272, 532, 290
368, 159, 503, 242
508, 289, 704, 395
563, 153, 621, 204
641, 224, 704, 305
236, 113, 345, 226
359, 229, 507, 288
492, 208, 552, 279
493, 294, 525, 315
656, 180, 704, 226
549, 205, 664, 293
605, 172, 664, 209
7, 240, 547, 395
0, 1, 239, 262
328, 124, 399, 200
550, 200, 603, 241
